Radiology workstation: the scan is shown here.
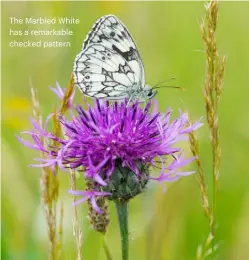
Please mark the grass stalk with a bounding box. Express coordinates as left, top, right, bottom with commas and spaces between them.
189, 0, 226, 258
59, 75, 84, 259
102, 234, 114, 260
201, 0, 226, 234
70, 169, 83, 260
31, 87, 61, 259
30, 74, 75, 259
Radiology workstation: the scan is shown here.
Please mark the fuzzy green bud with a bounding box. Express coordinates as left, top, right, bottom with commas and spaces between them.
103, 159, 149, 201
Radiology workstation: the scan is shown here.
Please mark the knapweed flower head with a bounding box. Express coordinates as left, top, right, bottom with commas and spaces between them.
18, 84, 202, 213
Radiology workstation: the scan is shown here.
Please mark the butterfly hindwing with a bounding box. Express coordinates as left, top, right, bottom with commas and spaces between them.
74, 44, 138, 99
74, 15, 146, 99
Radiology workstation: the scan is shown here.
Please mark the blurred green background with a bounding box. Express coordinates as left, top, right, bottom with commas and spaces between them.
1, 1, 249, 260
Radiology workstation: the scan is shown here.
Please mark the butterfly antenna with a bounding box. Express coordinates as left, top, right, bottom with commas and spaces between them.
153, 85, 185, 91
152, 77, 176, 88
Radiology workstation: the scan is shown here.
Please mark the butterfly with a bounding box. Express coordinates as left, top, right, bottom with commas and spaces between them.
73, 14, 157, 102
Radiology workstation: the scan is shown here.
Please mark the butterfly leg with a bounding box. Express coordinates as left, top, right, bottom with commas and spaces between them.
126, 94, 135, 107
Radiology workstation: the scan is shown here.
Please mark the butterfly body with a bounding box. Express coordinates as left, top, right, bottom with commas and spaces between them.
73, 15, 156, 102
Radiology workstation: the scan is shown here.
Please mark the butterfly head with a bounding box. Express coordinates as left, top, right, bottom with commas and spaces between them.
144, 85, 157, 100
128, 85, 156, 103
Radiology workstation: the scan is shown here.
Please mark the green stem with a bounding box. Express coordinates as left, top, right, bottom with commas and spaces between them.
102, 234, 114, 260
115, 199, 129, 260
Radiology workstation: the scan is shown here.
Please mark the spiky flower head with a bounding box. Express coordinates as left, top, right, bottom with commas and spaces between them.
18, 84, 202, 214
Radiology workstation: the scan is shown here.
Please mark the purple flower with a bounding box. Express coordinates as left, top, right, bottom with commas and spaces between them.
68, 190, 112, 213
17, 85, 202, 213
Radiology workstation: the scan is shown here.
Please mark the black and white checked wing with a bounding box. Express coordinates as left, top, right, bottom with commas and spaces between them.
73, 15, 145, 99
74, 44, 138, 98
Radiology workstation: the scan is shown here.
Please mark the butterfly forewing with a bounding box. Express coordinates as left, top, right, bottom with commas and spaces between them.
73, 15, 146, 100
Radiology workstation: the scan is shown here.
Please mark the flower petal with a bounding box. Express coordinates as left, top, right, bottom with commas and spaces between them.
91, 196, 103, 214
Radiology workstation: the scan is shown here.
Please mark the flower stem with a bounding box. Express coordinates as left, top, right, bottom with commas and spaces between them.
115, 199, 129, 260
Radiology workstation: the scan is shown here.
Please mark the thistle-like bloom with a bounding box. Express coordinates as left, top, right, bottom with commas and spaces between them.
18, 85, 202, 213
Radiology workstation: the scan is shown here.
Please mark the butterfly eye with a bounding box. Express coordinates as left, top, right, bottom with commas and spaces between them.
147, 89, 154, 97
85, 75, 90, 80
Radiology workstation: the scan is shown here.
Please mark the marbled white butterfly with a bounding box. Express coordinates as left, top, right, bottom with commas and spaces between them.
73, 15, 156, 102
